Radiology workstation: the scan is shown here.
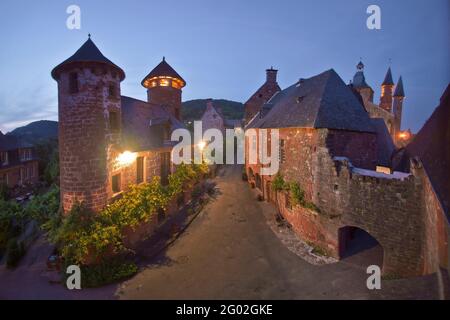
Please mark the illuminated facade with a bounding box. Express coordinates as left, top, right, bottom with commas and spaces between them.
52, 37, 186, 213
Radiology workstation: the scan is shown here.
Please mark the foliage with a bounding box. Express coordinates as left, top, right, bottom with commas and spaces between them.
34, 139, 59, 185
55, 164, 210, 265
0, 183, 9, 201
23, 186, 60, 226
5, 237, 25, 268
272, 174, 320, 212
272, 174, 287, 191
288, 182, 305, 207
0, 199, 23, 254
76, 259, 138, 288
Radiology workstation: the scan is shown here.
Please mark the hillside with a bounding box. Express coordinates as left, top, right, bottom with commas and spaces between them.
7, 120, 58, 145
182, 99, 244, 121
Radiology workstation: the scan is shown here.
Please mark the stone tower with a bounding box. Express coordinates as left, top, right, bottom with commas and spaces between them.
141, 57, 186, 120
393, 76, 405, 142
52, 36, 125, 213
380, 67, 394, 112
244, 67, 281, 124
351, 61, 374, 103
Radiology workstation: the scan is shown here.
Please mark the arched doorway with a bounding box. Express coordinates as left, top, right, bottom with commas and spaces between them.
338, 226, 383, 268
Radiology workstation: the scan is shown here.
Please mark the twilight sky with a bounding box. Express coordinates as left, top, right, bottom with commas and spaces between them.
0, 0, 448, 133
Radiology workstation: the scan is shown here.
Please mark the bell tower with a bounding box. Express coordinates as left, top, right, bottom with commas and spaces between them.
141, 57, 186, 120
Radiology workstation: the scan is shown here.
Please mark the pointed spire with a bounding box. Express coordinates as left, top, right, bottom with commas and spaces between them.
382, 67, 394, 86
357, 60, 364, 71
394, 76, 405, 97
52, 37, 125, 80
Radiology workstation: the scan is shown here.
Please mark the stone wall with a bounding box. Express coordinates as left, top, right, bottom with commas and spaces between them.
245, 127, 449, 277
147, 86, 182, 120
58, 64, 122, 213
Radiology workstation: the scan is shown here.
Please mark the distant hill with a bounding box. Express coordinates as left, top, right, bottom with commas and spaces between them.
7, 120, 58, 145
182, 99, 244, 121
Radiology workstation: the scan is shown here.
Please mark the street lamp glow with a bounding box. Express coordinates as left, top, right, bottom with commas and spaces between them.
198, 141, 206, 151
117, 151, 136, 166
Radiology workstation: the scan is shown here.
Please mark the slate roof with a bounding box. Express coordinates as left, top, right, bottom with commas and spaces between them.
352, 71, 371, 89
0, 132, 33, 151
141, 57, 186, 87
121, 96, 186, 151
405, 84, 450, 215
393, 76, 405, 97
247, 69, 375, 133
382, 67, 394, 86
370, 118, 395, 167
51, 38, 125, 80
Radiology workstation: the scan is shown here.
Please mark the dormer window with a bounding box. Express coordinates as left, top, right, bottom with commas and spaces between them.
69, 72, 79, 94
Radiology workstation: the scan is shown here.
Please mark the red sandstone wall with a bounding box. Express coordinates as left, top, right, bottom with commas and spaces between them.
147, 86, 181, 119
58, 64, 122, 213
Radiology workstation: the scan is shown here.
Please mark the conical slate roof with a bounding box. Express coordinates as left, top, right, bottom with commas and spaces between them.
51, 37, 125, 80
382, 67, 394, 86
141, 57, 186, 88
393, 76, 405, 97
248, 69, 375, 133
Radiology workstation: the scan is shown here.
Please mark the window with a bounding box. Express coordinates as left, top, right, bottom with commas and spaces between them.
112, 174, 121, 193
69, 72, 79, 94
136, 157, 144, 184
279, 139, 286, 163
21, 149, 32, 161
159, 79, 169, 87
0, 152, 8, 166
109, 111, 120, 132
108, 84, 117, 99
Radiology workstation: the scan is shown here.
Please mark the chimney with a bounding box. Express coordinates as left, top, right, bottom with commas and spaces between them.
266, 67, 278, 83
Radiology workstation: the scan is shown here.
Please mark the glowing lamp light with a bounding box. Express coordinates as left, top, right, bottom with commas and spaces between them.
117, 151, 137, 166
198, 141, 206, 151
398, 131, 410, 140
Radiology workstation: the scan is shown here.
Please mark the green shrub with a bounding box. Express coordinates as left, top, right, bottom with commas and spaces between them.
0, 199, 23, 253
6, 238, 25, 268
272, 174, 287, 191
289, 182, 305, 207
63, 258, 138, 288
191, 185, 203, 199
55, 164, 209, 265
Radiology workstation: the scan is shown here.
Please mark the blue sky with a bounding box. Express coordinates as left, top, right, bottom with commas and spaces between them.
0, 0, 448, 133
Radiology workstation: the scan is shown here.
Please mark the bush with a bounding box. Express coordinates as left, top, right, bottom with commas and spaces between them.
6, 238, 25, 268
0, 199, 23, 254
54, 164, 209, 265
0, 183, 9, 201
191, 185, 203, 199
63, 258, 138, 288
289, 182, 305, 207
272, 174, 287, 191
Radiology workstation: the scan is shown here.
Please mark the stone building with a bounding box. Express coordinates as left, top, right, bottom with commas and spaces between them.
201, 99, 242, 135
52, 37, 186, 213
349, 61, 408, 146
243, 67, 281, 125
0, 132, 39, 188
245, 68, 449, 277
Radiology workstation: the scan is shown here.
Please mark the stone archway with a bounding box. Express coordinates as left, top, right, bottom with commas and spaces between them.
338, 226, 384, 269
